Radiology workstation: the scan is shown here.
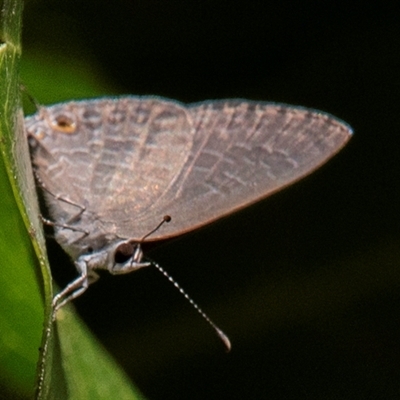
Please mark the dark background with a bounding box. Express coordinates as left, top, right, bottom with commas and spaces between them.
22, 1, 400, 399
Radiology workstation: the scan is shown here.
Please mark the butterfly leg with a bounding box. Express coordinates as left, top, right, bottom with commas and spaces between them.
51, 260, 97, 319
34, 169, 87, 222
41, 215, 89, 236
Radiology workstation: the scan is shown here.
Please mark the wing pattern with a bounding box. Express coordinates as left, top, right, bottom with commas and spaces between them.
26, 97, 352, 243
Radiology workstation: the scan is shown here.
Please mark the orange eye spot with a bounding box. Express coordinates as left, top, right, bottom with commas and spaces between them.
51, 114, 77, 133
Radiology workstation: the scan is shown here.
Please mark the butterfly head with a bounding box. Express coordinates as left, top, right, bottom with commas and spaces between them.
81, 237, 150, 275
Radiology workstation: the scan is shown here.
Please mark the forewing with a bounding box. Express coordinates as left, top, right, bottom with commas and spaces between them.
133, 100, 352, 239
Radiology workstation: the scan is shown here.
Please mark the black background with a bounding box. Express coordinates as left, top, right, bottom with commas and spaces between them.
23, 1, 400, 399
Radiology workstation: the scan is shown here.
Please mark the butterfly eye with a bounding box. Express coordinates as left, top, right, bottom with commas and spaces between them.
114, 242, 134, 264
51, 113, 77, 133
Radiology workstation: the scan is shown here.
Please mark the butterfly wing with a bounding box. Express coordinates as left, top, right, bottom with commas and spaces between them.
26, 98, 352, 241
26, 97, 193, 226
130, 100, 352, 239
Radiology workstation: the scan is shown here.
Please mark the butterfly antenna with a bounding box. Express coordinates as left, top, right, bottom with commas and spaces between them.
140, 215, 172, 243
151, 260, 231, 352
139, 215, 231, 351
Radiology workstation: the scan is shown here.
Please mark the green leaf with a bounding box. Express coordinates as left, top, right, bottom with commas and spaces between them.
0, 1, 45, 398
0, 1, 145, 398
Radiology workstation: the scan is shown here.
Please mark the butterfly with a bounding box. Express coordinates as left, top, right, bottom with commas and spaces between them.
26, 97, 352, 349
